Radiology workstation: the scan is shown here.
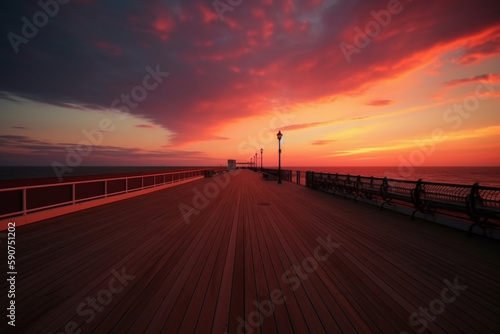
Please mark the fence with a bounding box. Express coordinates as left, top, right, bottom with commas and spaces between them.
305, 171, 500, 234
0, 169, 209, 220
260, 168, 293, 182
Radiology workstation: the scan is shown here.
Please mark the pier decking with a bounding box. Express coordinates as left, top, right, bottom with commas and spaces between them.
1, 169, 499, 333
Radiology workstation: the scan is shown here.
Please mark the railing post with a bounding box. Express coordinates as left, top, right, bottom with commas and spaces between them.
72, 183, 76, 205
104, 180, 108, 198
22, 188, 27, 216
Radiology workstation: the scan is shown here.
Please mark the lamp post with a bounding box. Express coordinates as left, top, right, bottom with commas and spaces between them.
255, 153, 257, 170
277, 130, 282, 184
260, 148, 263, 171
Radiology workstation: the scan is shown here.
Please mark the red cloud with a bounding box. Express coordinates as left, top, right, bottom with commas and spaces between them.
93, 41, 122, 56
152, 15, 174, 41
197, 3, 218, 23
443, 74, 497, 87
3, 0, 500, 149
366, 99, 394, 106
455, 25, 500, 65
312, 140, 336, 145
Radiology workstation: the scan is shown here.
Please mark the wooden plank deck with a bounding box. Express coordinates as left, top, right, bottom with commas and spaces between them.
1, 169, 499, 334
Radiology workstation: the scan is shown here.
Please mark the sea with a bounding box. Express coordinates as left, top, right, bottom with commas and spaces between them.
0, 166, 499, 187
0, 166, 207, 181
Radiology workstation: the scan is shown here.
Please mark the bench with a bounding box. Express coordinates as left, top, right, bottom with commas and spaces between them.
357, 176, 384, 200
464, 183, 500, 235
336, 174, 360, 195
307, 171, 500, 236
410, 181, 500, 235
378, 178, 416, 210
262, 172, 278, 181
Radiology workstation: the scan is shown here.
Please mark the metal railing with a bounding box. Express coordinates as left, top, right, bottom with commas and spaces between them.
0, 169, 208, 219
260, 168, 293, 182
305, 171, 500, 234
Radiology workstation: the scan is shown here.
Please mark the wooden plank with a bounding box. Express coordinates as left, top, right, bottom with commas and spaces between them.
2, 170, 500, 334
211, 192, 241, 333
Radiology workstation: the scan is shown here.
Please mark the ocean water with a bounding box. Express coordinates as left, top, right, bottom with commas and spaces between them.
0, 166, 499, 187
0, 166, 209, 181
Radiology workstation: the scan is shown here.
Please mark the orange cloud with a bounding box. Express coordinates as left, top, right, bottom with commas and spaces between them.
135, 125, 156, 129
366, 99, 394, 106
312, 140, 336, 146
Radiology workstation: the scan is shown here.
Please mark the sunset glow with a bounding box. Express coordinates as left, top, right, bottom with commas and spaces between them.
1, 0, 499, 167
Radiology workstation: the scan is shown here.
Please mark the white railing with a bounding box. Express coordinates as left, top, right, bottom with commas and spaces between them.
0, 169, 207, 219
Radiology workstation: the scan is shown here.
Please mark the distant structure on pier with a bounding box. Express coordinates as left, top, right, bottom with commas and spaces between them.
227, 159, 236, 170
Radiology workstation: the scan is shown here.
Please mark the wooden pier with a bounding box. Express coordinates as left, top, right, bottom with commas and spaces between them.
1, 169, 499, 333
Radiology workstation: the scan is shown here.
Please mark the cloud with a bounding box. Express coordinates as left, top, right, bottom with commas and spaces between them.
311, 139, 335, 145
328, 125, 500, 157
0, 135, 205, 164
443, 74, 496, 87
280, 121, 331, 131
209, 135, 230, 140
366, 99, 394, 106
454, 26, 500, 64
1, 0, 499, 147
93, 40, 122, 57
135, 124, 156, 129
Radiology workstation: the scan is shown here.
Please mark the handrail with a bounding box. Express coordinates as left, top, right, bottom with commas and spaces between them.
0, 169, 209, 219
305, 170, 500, 233
260, 168, 293, 182
0, 169, 208, 192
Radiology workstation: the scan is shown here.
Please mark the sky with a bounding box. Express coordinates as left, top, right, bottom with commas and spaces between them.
0, 0, 499, 168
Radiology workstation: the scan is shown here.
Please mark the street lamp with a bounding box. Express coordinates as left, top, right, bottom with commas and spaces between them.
277, 130, 282, 184
260, 148, 263, 171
